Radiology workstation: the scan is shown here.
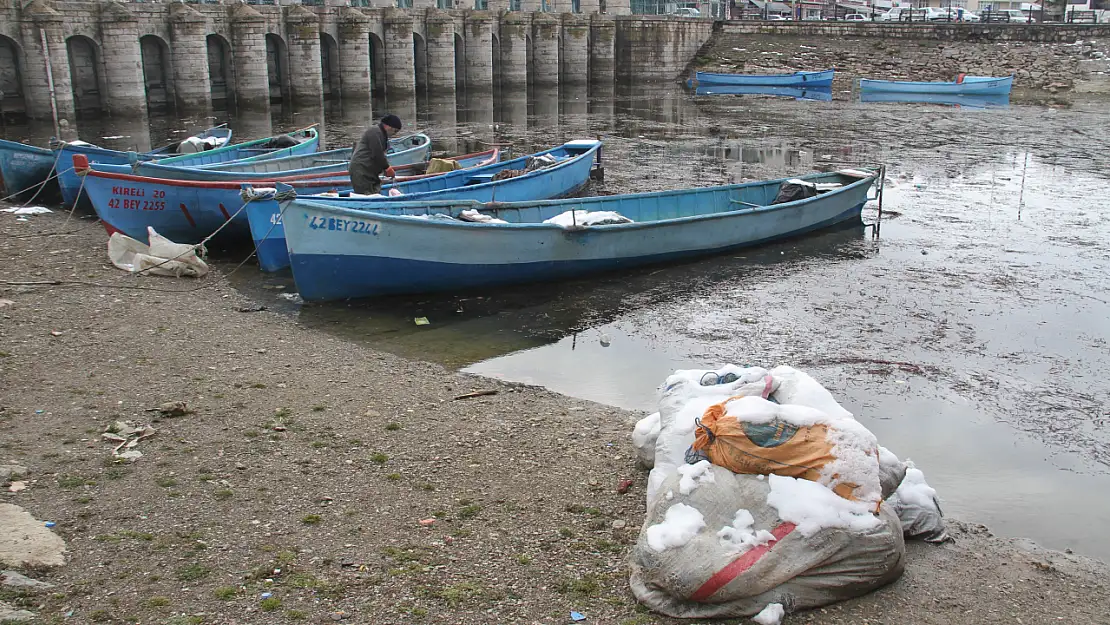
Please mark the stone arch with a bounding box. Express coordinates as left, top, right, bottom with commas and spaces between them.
526, 33, 533, 87
0, 35, 26, 117
491, 33, 500, 90
320, 32, 340, 100
454, 32, 465, 90
139, 34, 173, 113
368, 33, 385, 95
206, 34, 233, 109
265, 33, 291, 103
413, 32, 427, 91
66, 35, 103, 117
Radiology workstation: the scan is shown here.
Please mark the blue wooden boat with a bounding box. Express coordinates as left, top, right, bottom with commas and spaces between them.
859, 75, 1014, 96
694, 69, 835, 88
78, 140, 595, 249
118, 133, 432, 182
693, 84, 833, 101
141, 126, 318, 168
54, 127, 232, 209
279, 169, 878, 301
860, 91, 1010, 109
243, 140, 599, 272
0, 139, 58, 200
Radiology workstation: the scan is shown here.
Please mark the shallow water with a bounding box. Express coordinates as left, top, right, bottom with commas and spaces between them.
8, 84, 1109, 561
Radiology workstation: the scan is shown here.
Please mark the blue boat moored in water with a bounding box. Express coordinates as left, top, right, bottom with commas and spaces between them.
53, 126, 233, 209
244, 140, 601, 272
0, 139, 58, 200
694, 69, 835, 88
279, 168, 878, 301
693, 84, 833, 101
859, 75, 1014, 96
860, 91, 1010, 109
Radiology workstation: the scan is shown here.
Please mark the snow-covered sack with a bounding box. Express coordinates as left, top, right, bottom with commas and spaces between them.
887, 463, 948, 543
108, 227, 209, 278
630, 365, 942, 618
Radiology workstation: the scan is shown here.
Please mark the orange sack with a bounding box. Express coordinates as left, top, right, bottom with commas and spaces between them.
689, 396, 862, 501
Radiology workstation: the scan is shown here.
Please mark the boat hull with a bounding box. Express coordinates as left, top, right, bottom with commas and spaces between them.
859, 75, 1014, 95
0, 140, 58, 200
695, 69, 835, 88
246, 142, 597, 272
283, 171, 875, 301
81, 175, 349, 245
55, 127, 235, 209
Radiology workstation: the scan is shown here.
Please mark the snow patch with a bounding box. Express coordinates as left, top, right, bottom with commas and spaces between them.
677, 460, 716, 495
716, 508, 777, 555
645, 503, 705, 552
753, 602, 785, 625
766, 475, 881, 537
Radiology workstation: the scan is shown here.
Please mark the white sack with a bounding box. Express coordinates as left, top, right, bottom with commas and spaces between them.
108, 227, 209, 278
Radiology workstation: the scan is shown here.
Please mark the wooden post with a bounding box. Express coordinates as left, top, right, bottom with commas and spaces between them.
39, 28, 60, 139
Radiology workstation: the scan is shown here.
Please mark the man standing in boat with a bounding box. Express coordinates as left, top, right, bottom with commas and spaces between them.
349, 114, 402, 195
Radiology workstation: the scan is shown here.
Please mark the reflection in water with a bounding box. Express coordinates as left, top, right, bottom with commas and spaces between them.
860, 91, 1011, 109
498, 88, 529, 130
693, 84, 833, 102
531, 84, 560, 130
460, 89, 495, 126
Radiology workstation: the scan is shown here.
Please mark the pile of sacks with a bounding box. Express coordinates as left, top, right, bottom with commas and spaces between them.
630, 365, 946, 619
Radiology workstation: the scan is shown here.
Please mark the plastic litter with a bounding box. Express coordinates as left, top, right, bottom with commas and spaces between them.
1, 206, 52, 216
414, 317, 430, 326
44, 521, 56, 528
570, 611, 586, 621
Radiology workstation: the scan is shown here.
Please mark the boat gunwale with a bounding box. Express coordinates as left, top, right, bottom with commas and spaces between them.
696, 69, 835, 80
149, 126, 318, 165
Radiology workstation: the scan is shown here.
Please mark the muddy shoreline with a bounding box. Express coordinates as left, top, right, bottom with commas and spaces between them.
2, 210, 1108, 624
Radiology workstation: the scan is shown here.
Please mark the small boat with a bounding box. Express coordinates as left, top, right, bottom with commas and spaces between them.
244, 140, 600, 272
860, 91, 1010, 109
694, 84, 833, 102
118, 134, 432, 183
694, 69, 835, 88
279, 168, 878, 301
53, 127, 233, 209
77, 140, 596, 248
859, 75, 1014, 96
0, 139, 58, 200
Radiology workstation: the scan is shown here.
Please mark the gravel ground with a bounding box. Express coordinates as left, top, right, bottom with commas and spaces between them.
2, 211, 1109, 625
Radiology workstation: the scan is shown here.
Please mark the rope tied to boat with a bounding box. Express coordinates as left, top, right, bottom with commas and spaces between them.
239, 185, 297, 204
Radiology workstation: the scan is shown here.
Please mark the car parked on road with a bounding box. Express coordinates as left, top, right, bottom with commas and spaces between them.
844, 13, 868, 21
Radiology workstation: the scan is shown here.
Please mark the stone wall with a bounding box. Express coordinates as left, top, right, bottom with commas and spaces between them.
700, 23, 1110, 92
0, 1, 711, 121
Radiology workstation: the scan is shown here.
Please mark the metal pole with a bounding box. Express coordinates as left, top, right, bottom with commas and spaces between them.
39, 28, 61, 139
875, 164, 885, 237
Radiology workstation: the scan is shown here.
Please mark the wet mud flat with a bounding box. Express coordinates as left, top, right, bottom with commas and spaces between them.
2, 209, 1110, 624
1, 85, 1109, 622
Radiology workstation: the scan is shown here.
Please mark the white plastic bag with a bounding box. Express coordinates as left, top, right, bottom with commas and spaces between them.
108, 227, 209, 278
